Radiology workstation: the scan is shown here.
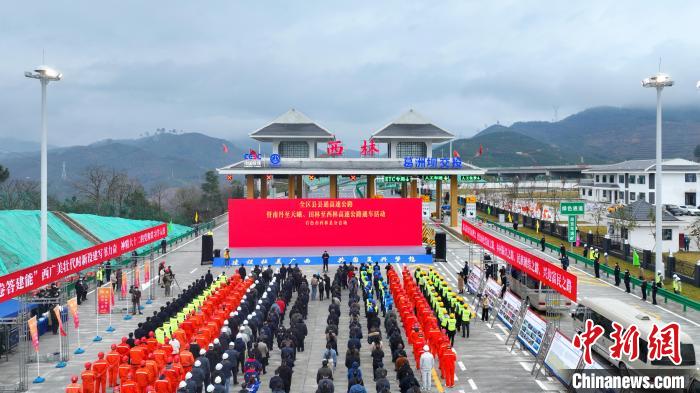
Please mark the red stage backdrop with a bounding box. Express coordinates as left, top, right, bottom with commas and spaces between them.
229, 198, 422, 247
0, 224, 167, 303
461, 219, 578, 302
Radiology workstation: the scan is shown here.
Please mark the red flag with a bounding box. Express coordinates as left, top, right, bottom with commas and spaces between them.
222, 144, 229, 153
53, 305, 67, 336
475, 144, 483, 158
453, 150, 460, 158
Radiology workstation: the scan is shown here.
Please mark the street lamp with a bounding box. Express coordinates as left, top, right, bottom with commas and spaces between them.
25, 66, 62, 265
642, 72, 673, 278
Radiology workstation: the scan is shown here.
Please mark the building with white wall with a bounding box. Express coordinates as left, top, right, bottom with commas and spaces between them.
579, 158, 700, 206
608, 200, 685, 253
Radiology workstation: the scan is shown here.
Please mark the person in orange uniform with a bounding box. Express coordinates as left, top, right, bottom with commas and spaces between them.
146, 332, 158, 352
81, 362, 96, 393
117, 337, 131, 357
130, 341, 146, 366
92, 352, 109, 393
144, 354, 159, 384
154, 375, 170, 393
135, 361, 151, 393
121, 373, 139, 393
65, 375, 82, 393
153, 345, 167, 370
440, 346, 457, 388
106, 344, 122, 387
164, 361, 180, 392
179, 349, 195, 374
162, 339, 174, 358
118, 356, 133, 386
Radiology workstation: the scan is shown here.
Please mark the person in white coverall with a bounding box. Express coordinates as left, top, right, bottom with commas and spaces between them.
419, 344, 435, 392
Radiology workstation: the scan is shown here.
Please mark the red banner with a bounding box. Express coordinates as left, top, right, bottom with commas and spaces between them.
228, 198, 422, 247
97, 287, 112, 314
28, 316, 39, 352
144, 261, 150, 282
53, 305, 66, 336
133, 266, 140, 288
66, 297, 79, 328
121, 270, 128, 298
461, 219, 578, 302
0, 224, 167, 303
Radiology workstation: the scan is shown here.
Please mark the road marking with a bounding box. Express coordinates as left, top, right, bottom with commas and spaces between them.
442, 223, 700, 328
547, 377, 553, 382
458, 361, 466, 371
519, 361, 531, 371
496, 324, 508, 334
535, 380, 548, 390
494, 333, 504, 342
189, 268, 198, 274
468, 379, 478, 390
432, 368, 445, 393
455, 375, 459, 381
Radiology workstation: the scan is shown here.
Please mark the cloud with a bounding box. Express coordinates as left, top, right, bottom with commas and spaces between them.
1, 1, 700, 148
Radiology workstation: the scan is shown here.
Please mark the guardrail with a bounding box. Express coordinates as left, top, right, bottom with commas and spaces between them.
474, 216, 700, 312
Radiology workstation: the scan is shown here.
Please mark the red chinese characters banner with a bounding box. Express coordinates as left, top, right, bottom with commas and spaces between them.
461, 219, 577, 302
97, 287, 112, 314
229, 198, 422, 247
0, 224, 167, 303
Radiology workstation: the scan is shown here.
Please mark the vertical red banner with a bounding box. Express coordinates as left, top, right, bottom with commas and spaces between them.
133, 266, 140, 288
53, 305, 66, 336
144, 261, 150, 282
66, 297, 79, 328
97, 287, 112, 314
27, 316, 39, 352
121, 271, 128, 298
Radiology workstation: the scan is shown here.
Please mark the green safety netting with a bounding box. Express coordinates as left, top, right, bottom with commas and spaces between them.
0, 210, 191, 276
0, 210, 94, 275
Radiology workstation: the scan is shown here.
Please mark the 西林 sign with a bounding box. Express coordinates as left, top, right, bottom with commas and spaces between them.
0, 224, 167, 303
229, 198, 422, 247
461, 219, 577, 301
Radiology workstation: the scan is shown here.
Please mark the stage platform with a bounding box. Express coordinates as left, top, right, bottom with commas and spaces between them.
211, 245, 432, 266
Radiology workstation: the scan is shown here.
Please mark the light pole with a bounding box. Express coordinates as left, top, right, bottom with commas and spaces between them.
25, 66, 62, 265
642, 72, 673, 278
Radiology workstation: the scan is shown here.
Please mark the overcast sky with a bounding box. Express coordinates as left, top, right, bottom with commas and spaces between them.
2, 1, 700, 148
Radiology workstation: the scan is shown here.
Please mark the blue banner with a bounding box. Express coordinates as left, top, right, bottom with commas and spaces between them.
212, 253, 433, 267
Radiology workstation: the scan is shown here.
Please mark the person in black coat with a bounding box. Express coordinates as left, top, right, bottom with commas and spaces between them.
613, 263, 621, 286
623, 270, 631, 293
269, 368, 285, 391
278, 361, 293, 393
641, 279, 648, 301
205, 270, 214, 286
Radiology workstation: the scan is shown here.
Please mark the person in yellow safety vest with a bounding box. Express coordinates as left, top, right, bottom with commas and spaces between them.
447, 313, 457, 346
655, 271, 664, 288
461, 302, 472, 338
96, 267, 104, 286
673, 274, 682, 294
155, 327, 165, 344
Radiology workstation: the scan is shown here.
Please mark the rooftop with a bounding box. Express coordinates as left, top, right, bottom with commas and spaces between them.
584, 158, 700, 173
371, 109, 455, 142
608, 200, 679, 222
249, 109, 335, 141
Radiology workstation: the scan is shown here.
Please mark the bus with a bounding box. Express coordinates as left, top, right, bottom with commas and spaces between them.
572, 298, 697, 379
508, 268, 572, 312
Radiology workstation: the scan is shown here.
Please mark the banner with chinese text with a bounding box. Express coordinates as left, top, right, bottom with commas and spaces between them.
66, 297, 79, 328
97, 287, 112, 314
53, 305, 67, 336
229, 198, 422, 247
461, 219, 577, 301
0, 224, 166, 303
27, 316, 39, 352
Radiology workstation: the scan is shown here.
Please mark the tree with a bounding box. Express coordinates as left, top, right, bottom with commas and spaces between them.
590, 202, 608, 237
200, 170, 223, 217
689, 217, 700, 250
149, 182, 168, 214
74, 166, 110, 214
0, 165, 8, 184
0, 179, 39, 210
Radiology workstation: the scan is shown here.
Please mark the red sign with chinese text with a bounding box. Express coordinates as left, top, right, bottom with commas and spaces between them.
0, 224, 167, 303
326, 141, 344, 157
97, 287, 112, 314
360, 139, 380, 157
461, 219, 577, 301
228, 198, 422, 247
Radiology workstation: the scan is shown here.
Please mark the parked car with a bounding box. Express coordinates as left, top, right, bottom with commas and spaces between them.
665, 204, 685, 216
681, 205, 700, 216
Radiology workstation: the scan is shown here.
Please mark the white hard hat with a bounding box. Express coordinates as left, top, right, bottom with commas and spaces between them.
215, 376, 222, 384
207, 385, 214, 393
179, 381, 187, 388
194, 360, 201, 367
199, 349, 206, 355
223, 353, 229, 360
215, 363, 222, 370
186, 372, 193, 380
423, 345, 430, 351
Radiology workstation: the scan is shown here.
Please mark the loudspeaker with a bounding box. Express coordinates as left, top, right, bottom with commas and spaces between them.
214, 249, 221, 258
201, 235, 213, 265
435, 231, 447, 261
